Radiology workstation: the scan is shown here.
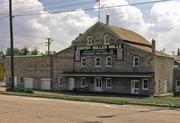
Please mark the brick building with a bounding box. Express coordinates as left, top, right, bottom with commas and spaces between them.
5, 17, 174, 96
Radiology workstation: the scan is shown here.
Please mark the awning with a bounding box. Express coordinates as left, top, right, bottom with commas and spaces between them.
59, 72, 154, 78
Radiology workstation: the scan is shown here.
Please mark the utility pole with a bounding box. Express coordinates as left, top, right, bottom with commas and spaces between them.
45, 38, 53, 56
9, 0, 14, 88
45, 38, 53, 90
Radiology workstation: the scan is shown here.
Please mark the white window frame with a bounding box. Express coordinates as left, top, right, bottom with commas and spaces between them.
87, 36, 93, 45
176, 80, 180, 91
106, 56, 112, 67
95, 57, 101, 67
58, 77, 63, 86
81, 57, 86, 67
133, 56, 139, 67
104, 34, 110, 45
81, 77, 87, 88
142, 79, 149, 90
106, 78, 112, 89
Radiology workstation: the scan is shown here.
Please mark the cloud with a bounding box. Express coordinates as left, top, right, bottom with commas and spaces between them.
0, 0, 97, 52
0, 0, 180, 54
96, 0, 179, 53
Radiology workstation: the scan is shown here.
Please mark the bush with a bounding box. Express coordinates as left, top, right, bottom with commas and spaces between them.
6, 87, 33, 93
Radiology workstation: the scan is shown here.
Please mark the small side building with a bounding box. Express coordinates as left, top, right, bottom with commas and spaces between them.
5, 55, 51, 90
174, 55, 180, 95
0, 58, 5, 82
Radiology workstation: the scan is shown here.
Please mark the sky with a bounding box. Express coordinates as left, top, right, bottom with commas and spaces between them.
0, 0, 180, 54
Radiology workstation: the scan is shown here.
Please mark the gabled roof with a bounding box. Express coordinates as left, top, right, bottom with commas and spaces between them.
109, 25, 151, 46
126, 43, 173, 58
77, 22, 152, 46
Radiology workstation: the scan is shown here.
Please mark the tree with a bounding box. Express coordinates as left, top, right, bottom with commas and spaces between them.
6, 48, 21, 56
0, 51, 5, 58
31, 48, 39, 55
20, 46, 30, 55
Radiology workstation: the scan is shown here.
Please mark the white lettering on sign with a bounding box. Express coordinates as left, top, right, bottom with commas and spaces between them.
109, 45, 122, 49
77, 46, 91, 50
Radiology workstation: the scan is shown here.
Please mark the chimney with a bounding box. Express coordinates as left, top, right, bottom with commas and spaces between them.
152, 39, 156, 55
106, 14, 110, 25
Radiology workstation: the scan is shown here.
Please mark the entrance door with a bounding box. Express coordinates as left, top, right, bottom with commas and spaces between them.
68, 78, 74, 90
164, 80, 167, 93
131, 80, 140, 94
41, 79, 51, 90
24, 78, 33, 89
94, 77, 102, 92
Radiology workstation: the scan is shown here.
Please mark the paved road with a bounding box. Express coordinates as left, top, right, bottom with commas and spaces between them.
0, 95, 180, 123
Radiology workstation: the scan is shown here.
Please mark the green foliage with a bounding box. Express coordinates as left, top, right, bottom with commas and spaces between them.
6, 87, 33, 93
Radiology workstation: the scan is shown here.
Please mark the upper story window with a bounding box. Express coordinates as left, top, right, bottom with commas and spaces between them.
104, 34, 110, 44
81, 77, 87, 87
133, 57, 139, 67
142, 79, 149, 90
81, 57, 86, 67
95, 57, 101, 67
106, 56, 112, 67
87, 36, 93, 45
58, 77, 63, 86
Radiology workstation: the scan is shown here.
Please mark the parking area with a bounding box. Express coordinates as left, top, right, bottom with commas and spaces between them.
0, 94, 180, 123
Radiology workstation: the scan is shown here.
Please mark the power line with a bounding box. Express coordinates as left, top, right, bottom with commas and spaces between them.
0, 16, 9, 22
13, 0, 173, 17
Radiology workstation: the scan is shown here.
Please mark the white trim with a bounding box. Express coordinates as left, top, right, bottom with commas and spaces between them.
87, 36, 93, 45
81, 77, 87, 88
106, 56, 112, 67
176, 80, 180, 91
104, 34, 110, 45
133, 56, 139, 67
131, 80, 140, 94
95, 57, 101, 67
58, 77, 63, 86
81, 57, 86, 67
142, 79, 149, 90
106, 78, 112, 89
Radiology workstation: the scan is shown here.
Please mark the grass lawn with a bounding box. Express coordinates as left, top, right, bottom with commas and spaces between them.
0, 87, 180, 107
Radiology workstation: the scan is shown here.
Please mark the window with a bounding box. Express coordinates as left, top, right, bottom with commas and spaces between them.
176, 80, 180, 91
104, 34, 110, 44
133, 57, 139, 67
95, 57, 101, 67
106, 56, 112, 67
8, 77, 11, 83
19, 77, 23, 84
58, 77, 63, 86
106, 78, 112, 88
142, 79, 149, 90
81, 77, 87, 87
81, 57, 86, 67
87, 36, 93, 45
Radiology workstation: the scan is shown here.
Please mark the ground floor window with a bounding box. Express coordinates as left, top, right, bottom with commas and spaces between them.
106, 78, 112, 88
19, 77, 24, 84
176, 80, 180, 91
142, 79, 149, 90
58, 77, 63, 86
81, 77, 87, 87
